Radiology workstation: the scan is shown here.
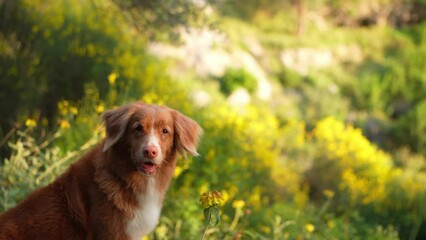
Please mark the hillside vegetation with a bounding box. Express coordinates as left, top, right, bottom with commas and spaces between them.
1, 0, 426, 239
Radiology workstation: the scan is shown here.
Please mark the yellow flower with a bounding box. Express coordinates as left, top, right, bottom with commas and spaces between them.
155, 225, 167, 238
305, 223, 315, 233
260, 226, 271, 234
58, 100, 69, 116
108, 72, 118, 85
198, 183, 209, 195
327, 220, 335, 229
60, 120, 71, 129
323, 189, 335, 199
200, 190, 225, 209
232, 200, 245, 209
70, 106, 78, 115
96, 104, 105, 114
221, 190, 230, 203
25, 118, 37, 128
173, 166, 183, 178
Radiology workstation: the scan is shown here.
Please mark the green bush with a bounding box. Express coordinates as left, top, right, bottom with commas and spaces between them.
394, 99, 426, 154
278, 67, 304, 88
0, 0, 201, 136
0, 128, 101, 212
305, 117, 426, 239
217, 68, 257, 95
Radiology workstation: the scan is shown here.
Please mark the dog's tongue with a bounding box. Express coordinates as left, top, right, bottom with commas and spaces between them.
138, 162, 158, 175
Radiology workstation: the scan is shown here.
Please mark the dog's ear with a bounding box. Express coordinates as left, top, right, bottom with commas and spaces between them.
102, 104, 135, 152
171, 110, 203, 158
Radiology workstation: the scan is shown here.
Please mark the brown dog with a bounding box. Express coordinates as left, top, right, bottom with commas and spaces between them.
0, 102, 202, 240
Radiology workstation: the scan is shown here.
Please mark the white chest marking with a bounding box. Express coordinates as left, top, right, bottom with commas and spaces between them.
126, 178, 161, 239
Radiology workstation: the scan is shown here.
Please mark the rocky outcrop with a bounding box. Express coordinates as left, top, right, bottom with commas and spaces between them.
280, 45, 362, 75
148, 28, 272, 101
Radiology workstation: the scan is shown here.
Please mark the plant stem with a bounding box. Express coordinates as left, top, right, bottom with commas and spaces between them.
202, 224, 210, 240
229, 209, 242, 231
0, 126, 17, 147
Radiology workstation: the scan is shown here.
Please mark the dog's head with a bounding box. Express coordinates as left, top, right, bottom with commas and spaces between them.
102, 102, 202, 176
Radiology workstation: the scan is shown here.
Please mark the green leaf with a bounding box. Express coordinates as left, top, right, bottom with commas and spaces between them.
204, 207, 220, 226
209, 207, 220, 226
204, 208, 211, 223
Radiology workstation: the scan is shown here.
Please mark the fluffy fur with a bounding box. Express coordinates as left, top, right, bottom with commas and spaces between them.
0, 102, 202, 240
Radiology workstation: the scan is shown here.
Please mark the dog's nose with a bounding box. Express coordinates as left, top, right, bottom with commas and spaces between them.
143, 146, 158, 159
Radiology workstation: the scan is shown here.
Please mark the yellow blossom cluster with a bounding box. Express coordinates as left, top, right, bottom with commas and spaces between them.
95, 104, 105, 114
197, 104, 282, 210
270, 119, 307, 205
59, 119, 71, 129
25, 118, 37, 128
200, 191, 225, 209
232, 200, 245, 209
312, 117, 393, 204
305, 223, 315, 233
107, 72, 118, 85
58, 100, 78, 116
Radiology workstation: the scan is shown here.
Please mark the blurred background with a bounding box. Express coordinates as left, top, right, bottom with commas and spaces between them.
1, 0, 426, 239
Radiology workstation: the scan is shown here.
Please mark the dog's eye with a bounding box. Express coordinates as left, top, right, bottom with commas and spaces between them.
133, 123, 143, 132
162, 128, 169, 134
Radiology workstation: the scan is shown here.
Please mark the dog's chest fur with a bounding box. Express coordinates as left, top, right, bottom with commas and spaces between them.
126, 178, 161, 239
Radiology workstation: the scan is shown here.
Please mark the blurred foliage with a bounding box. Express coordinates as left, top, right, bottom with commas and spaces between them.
0, 0, 204, 136
278, 67, 304, 88
112, 0, 209, 41
394, 99, 426, 154
0, 0, 127, 133
307, 117, 394, 205
0, 128, 102, 211
1, 0, 426, 239
217, 68, 258, 95
211, 0, 294, 20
